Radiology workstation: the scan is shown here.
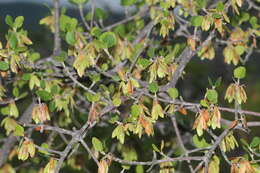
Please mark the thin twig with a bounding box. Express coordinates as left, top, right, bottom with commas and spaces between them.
110, 155, 203, 165
128, 23, 153, 73
101, 7, 148, 32
90, 0, 95, 28
53, 0, 61, 56
79, 5, 91, 31
80, 139, 99, 165
23, 123, 74, 136
171, 115, 195, 173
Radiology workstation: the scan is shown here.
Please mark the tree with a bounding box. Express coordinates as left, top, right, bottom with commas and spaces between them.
0, 0, 260, 172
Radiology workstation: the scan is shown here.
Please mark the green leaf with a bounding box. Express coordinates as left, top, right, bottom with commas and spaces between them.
250, 137, 260, 148
108, 114, 119, 124
36, 90, 52, 101
91, 27, 102, 37
0, 61, 9, 71
54, 51, 68, 62
249, 16, 259, 29
121, 0, 136, 6
114, 25, 126, 37
112, 97, 121, 107
235, 45, 245, 55
9, 102, 19, 118
49, 101, 56, 112
196, 0, 206, 9
12, 87, 19, 98
135, 165, 144, 173
152, 144, 160, 152
1, 117, 18, 135
148, 82, 159, 93
112, 125, 125, 144
88, 73, 101, 83
167, 88, 179, 99
39, 143, 50, 155
60, 14, 78, 32
131, 104, 141, 118
69, 0, 88, 5
29, 74, 40, 90
193, 135, 211, 148
9, 33, 18, 49
14, 16, 24, 28
208, 77, 213, 86
1, 106, 10, 115
239, 12, 250, 23
5, 15, 13, 27
190, 16, 203, 27
99, 32, 117, 48
234, 66, 246, 79
137, 58, 151, 69
200, 99, 209, 108
215, 77, 222, 87
206, 89, 218, 104
216, 1, 224, 11
66, 31, 76, 45
122, 147, 137, 164
92, 137, 103, 152
95, 8, 108, 20
212, 13, 222, 19
85, 92, 101, 102
13, 124, 24, 136
22, 73, 31, 81
29, 52, 41, 62
19, 92, 28, 99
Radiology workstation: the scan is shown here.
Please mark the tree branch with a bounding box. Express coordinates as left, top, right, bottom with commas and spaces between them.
53, 0, 61, 56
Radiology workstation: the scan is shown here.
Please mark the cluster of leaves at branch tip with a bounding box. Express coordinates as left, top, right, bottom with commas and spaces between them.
0, 15, 33, 74
198, 41, 215, 60
149, 1, 175, 38
119, 77, 140, 95
149, 56, 176, 83
194, 86, 222, 136
1, 100, 23, 137
41, 9, 118, 78
32, 103, 51, 124
193, 108, 219, 136
225, 66, 247, 104
111, 101, 156, 143
221, 132, 239, 153
18, 139, 36, 161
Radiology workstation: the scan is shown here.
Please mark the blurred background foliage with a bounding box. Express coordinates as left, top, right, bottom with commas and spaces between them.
0, 0, 260, 172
